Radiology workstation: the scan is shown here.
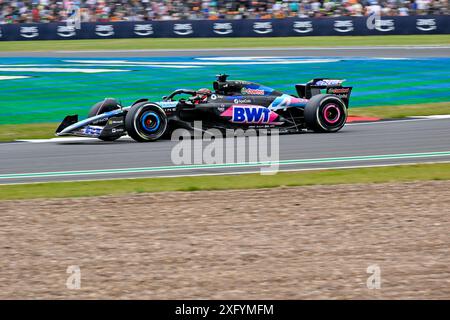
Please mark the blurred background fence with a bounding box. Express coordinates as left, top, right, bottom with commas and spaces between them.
0, 15, 449, 40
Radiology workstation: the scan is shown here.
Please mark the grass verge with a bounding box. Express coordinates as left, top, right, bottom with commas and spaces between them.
1, 163, 450, 200
348, 101, 450, 119
0, 101, 448, 142
0, 123, 58, 142
0, 35, 449, 52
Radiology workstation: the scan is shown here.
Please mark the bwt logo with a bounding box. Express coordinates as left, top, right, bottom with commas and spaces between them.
416, 19, 436, 31
293, 21, 313, 33
95, 25, 114, 37
232, 106, 272, 124
213, 23, 233, 35
20, 26, 39, 38
253, 22, 272, 34
334, 20, 354, 33
134, 24, 153, 36
174, 24, 193, 35
57, 25, 76, 37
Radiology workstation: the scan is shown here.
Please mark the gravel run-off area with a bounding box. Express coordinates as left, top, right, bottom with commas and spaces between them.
0, 180, 449, 299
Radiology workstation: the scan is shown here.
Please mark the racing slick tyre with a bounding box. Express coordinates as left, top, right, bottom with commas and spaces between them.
304, 94, 347, 133
88, 98, 122, 141
125, 102, 168, 142
88, 98, 121, 119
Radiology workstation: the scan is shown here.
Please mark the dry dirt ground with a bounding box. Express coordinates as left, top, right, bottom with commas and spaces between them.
0, 180, 449, 299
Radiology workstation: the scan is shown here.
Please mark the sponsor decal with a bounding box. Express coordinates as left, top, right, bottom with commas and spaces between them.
233, 107, 269, 123
328, 88, 350, 94
253, 22, 273, 34
213, 23, 233, 35
173, 23, 193, 36
231, 106, 273, 124
233, 98, 251, 104
416, 19, 436, 31
241, 87, 265, 95
334, 20, 354, 33
315, 79, 344, 86
92, 117, 109, 124
159, 101, 178, 108
211, 94, 217, 100
293, 21, 313, 33
83, 126, 102, 135
375, 19, 395, 32
269, 95, 309, 109
108, 119, 124, 125
57, 25, 76, 37
134, 24, 153, 36
95, 25, 114, 37
20, 26, 39, 38
111, 128, 124, 133
220, 105, 280, 124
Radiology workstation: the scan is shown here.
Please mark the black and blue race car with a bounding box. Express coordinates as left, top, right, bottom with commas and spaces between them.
56, 74, 352, 142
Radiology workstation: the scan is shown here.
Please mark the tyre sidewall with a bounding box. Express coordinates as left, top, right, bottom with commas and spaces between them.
125, 102, 168, 142
304, 94, 347, 132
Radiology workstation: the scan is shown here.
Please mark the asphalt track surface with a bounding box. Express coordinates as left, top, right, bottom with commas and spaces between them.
1, 46, 449, 184
1, 118, 450, 184
3, 45, 450, 57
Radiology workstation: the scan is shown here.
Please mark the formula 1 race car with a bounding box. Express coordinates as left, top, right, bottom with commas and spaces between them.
56, 74, 352, 142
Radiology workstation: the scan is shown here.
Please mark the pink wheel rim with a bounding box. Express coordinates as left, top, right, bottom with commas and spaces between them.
323, 104, 341, 124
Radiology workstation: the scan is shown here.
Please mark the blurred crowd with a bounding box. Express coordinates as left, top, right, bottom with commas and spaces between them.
1, 0, 449, 24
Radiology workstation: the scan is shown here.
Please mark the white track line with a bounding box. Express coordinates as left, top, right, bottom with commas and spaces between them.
409, 115, 450, 119
346, 117, 450, 126
2, 160, 449, 186
16, 136, 133, 143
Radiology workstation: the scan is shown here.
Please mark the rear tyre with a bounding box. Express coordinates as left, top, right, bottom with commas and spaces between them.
304, 94, 347, 133
88, 98, 121, 119
125, 102, 168, 142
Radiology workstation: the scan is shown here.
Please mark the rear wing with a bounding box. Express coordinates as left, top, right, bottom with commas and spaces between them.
295, 78, 352, 107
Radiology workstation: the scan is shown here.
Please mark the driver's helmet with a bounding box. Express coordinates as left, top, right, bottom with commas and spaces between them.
195, 88, 211, 103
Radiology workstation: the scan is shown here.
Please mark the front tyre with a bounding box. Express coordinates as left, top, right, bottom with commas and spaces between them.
125, 102, 168, 142
88, 98, 121, 119
304, 94, 347, 133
